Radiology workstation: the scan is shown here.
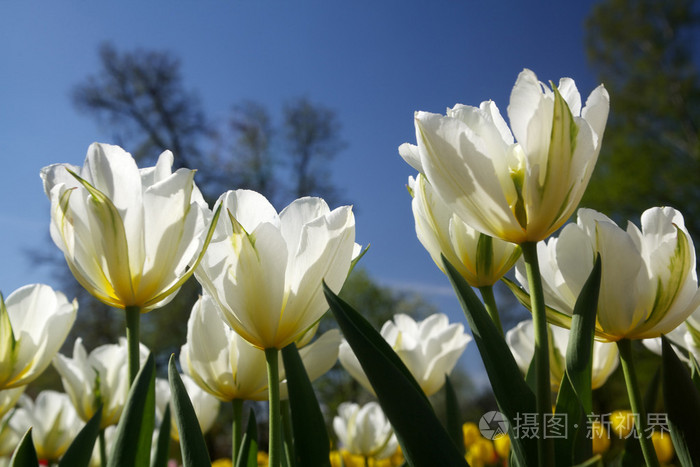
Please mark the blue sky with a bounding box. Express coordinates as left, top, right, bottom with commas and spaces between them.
0, 1, 601, 386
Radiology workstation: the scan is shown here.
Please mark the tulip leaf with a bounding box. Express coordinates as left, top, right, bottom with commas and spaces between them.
620, 367, 660, 467
58, 406, 102, 467
442, 255, 537, 466
571, 455, 603, 467
689, 353, 700, 393
444, 374, 464, 456
236, 409, 259, 467
168, 355, 211, 467
108, 353, 155, 467
565, 254, 601, 416
151, 403, 172, 467
323, 282, 468, 467
10, 428, 38, 467
502, 277, 575, 331
554, 372, 589, 465
661, 335, 700, 466
281, 343, 331, 467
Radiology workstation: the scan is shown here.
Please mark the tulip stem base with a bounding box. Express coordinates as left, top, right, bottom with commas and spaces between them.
232, 399, 243, 463
265, 347, 282, 467
125, 305, 141, 384
617, 339, 660, 467
478, 285, 503, 335
521, 241, 554, 467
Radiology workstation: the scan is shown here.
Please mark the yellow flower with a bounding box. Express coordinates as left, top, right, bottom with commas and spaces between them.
590, 421, 610, 455
462, 422, 481, 447
493, 433, 511, 459
211, 459, 233, 467
609, 410, 635, 438
651, 431, 674, 464
466, 437, 496, 467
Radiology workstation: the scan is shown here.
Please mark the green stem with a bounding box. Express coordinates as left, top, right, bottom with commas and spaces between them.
265, 348, 282, 467
232, 399, 243, 463
281, 399, 296, 467
521, 242, 554, 467
125, 305, 141, 385
617, 339, 660, 467
99, 428, 107, 467
478, 285, 504, 336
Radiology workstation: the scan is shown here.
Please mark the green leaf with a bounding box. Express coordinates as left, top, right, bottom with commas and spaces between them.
108, 353, 156, 467
662, 335, 700, 466
236, 409, 259, 467
151, 403, 172, 467
620, 366, 660, 467
168, 355, 211, 467
554, 372, 589, 465
571, 454, 603, 467
444, 374, 465, 456
565, 254, 601, 415
689, 353, 700, 393
281, 343, 330, 467
441, 255, 537, 466
323, 282, 468, 467
10, 428, 38, 467
58, 406, 102, 467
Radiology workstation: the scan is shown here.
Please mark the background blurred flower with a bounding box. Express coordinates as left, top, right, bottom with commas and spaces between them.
333, 401, 398, 460
407, 174, 521, 287
506, 319, 619, 390
41, 142, 211, 311
195, 190, 356, 350
53, 337, 149, 428
401, 68, 609, 244
155, 375, 220, 442
590, 420, 610, 455
0, 284, 76, 389
180, 294, 340, 401
514, 207, 700, 341
651, 431, 674, 464
10, 391, 83, 463
339, 313, 471, 396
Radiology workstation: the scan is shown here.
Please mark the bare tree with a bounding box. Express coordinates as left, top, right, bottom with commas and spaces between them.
283, 97, 346, 205
72, 42, 208, 169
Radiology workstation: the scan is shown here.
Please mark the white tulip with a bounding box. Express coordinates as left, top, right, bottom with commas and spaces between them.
514, 207, 700, 341
407, 173, 520, 287
53, 337, 149, 428
339, 313, 471, 396
195, 190, 356, 349
402, 69, 609, 244
41, 143, 211, 311
333, 401, 398, 459
506, 319, 619, 390
10, 391, 83, 462
0, 284, 76, 389
180, 294, 340, 401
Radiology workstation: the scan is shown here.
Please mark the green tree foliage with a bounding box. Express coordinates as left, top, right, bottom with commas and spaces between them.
582, 0, 700, 243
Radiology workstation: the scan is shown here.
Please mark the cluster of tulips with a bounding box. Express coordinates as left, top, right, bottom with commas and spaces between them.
1, 67, 699, 467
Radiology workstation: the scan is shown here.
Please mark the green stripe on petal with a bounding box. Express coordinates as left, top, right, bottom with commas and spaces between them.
68, 169, 135, 305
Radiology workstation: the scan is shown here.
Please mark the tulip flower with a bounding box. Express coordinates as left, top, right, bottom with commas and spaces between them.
154, 376, 220, 443
180, 294, 341, 402
333, 402, 398, 460
41, 143, 212, 312
506, 319, 619, 390
339, 313, 471, 396
53, 337, 149, 428
42, 143, 214, 382
10, 391, 83, 463
0, 284, 77, 389
195, 189, 356, 350
513, 207, 700, 341
407, 173, 520, 332
407, 174, 521, 288
401, 68, 609, 245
